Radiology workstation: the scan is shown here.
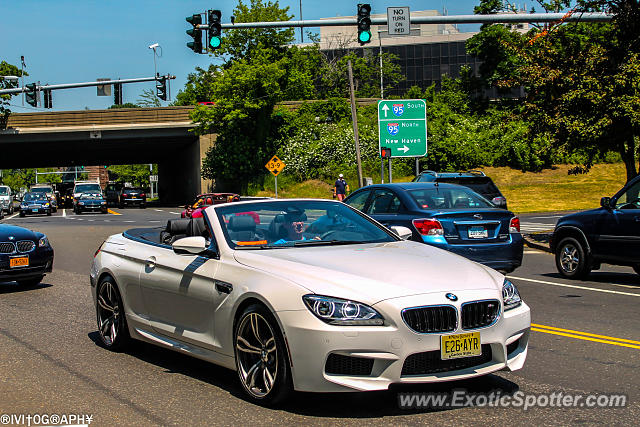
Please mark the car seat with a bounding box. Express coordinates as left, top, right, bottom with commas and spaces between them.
227, 215, 257, 241
453, 198, 470, 209
161, 219, 190, 244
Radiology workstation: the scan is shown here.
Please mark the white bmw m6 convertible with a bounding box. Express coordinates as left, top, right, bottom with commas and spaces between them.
90, 199, 530, 404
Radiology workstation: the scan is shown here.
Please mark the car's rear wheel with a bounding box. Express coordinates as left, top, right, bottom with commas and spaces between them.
47, 209, 51, 216
632, 265, 640, 276
17, 275, 43, 287
234, 304, 291, 405
96, 277, 130, 351
555, 237, 590, 279
19, 211, 25, 217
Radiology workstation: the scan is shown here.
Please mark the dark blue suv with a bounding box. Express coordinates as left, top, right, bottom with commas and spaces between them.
344, 182, 523, 273
551, 175, 640, 279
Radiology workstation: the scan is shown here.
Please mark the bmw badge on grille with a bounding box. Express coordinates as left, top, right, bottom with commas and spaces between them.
445, 293, 458, 301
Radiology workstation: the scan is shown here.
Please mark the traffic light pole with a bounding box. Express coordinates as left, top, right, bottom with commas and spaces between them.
193, 12, 610, 31
0, 75, 176, 96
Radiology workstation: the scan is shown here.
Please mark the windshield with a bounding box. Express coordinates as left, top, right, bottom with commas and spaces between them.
75, 184, 102, 193
24, 193, 46, 201
409, 187, 494, 209
31, 186, 53, 193
0, 187, 7, 195
216, 200, 396, 249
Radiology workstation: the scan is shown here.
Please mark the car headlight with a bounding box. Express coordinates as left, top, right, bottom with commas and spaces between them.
302, 295, 384, 326
101, 201, 106, 205
79, 202, 84, 205
38, 237, 49, 247
502, 279, 522, 310
44, 203, 50, 207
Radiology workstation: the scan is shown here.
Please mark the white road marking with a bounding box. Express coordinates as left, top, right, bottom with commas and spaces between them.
169, 212, 180, 215
614, 284, 640, 289
154, 209, 164, 212
88, 219, 94, 222
520, 222, 555, 232
124, 220, 135, 223
149, 220, 161, 223
62, 209, 66, 217
508, 275, 640, 297
527, 215, 565, 219
5, 212, 20, 220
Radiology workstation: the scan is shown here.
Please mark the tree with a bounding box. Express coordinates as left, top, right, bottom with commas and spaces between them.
136, 89, 161, 108
0, 61, 27, 129
108, 164, 156, 187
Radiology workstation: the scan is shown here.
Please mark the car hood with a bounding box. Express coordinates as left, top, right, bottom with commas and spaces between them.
232, 240, 501, 305
0, 224, 42, 240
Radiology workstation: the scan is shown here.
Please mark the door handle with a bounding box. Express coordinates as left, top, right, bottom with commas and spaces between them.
215, 280, 233, 294
145, 256, 156, 269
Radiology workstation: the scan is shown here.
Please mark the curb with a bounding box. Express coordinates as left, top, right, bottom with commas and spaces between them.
522, 233, 552, 253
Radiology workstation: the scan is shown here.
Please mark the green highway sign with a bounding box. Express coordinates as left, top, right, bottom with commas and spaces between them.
377, 99, 427, 157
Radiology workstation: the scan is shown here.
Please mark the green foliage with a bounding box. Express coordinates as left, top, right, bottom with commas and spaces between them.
0, 168, 61, 192
108, 164, 156, 187
0, 61, 27, 129
136, 89, 161, 108
109, 103, 140, 109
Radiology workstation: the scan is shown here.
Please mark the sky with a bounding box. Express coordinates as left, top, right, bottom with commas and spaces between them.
2, 0, 485, 112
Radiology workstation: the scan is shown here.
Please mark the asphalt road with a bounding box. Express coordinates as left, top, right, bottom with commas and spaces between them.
0, 208, 638, 425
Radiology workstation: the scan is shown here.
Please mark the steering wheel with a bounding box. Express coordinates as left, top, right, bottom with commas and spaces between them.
619, 198, 640, 209
320, 230, 340, 240
254, 229, 267, 240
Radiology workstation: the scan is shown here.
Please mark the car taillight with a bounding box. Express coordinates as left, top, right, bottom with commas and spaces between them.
412, 218, 444, 236
140, 193, 145, 198
94, 241, 105, 258
509, 217, 520, 233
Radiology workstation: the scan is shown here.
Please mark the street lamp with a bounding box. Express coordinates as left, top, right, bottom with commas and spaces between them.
148, 43, 162, 99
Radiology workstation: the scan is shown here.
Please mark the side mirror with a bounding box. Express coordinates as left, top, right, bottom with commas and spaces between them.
172, 236, 207, 255
600, 197, 612, 209
390, 225, 413, 240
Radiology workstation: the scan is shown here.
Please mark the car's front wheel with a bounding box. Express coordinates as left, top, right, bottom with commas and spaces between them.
555, 237, 590, 279
234, 304, 291, 405
96, 277, 130, 351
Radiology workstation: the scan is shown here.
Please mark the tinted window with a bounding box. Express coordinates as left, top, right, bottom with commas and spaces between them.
75, 184, 102, 193
367, 190, 403, 214
31, 187, 53, 193
0, 187, 8, 195
435, 177, 500, 196
344, 190, 371, 211
24, 193, 46, 201
408, 188, 494, 209
615, 180, 640, 209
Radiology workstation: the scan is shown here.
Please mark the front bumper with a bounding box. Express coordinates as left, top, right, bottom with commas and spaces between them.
77, 203, 107, 212
0, 248, 54, 281
278, 290, 530, 393
20, 206, 50, 215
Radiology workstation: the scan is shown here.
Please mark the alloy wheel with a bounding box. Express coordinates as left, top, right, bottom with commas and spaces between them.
235, 312, 279, 398
97, 280, 123, 347
560, 243, 579, 273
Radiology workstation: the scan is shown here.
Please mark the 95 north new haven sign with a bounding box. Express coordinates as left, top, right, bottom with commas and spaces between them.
378, 99, 427, 158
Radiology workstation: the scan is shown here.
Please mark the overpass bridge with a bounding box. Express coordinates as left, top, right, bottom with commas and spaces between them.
1, 107, 214, 205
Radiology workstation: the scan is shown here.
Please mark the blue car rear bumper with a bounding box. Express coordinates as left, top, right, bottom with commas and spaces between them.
422, 233, 524, 273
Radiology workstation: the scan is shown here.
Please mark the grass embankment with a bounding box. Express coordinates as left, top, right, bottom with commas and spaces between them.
254, 163, 627, 214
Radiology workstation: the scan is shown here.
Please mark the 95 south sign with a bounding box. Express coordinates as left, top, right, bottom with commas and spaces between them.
378, 99, 428, 157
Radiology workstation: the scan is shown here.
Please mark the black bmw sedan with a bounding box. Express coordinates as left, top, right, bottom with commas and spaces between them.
0, 224, 54, 286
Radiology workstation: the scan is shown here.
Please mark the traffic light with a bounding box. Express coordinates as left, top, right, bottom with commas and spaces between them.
357, 4, 372, 45
381, 147, 392, 158
208, 10, 222, 50
156, 75, 167, 101
43, 89, 52, 109
186, 14, 203, 53
113, 83, 122, 105
25, 83, 37, 107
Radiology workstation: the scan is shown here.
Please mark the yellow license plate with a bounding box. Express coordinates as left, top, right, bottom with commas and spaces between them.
441, 332, 481, 360
10, 256, 29, 268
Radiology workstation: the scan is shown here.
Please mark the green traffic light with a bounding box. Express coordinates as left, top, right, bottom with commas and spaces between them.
209, 37, 221, 48
358, 31, 371, 43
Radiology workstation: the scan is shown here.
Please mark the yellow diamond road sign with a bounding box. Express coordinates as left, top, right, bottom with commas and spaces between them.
265, 155, 285, 176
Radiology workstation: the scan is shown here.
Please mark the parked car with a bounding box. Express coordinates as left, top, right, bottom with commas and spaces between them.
181, 193, 240, 218
0, 222, 53, 286
551, 174, 640, 279
74, 191, 107, 214
119, 187, 146, 208
413, 170, 508, 209
344, 182, 523, 273
29, 184, 58, 212
104, 182, 123, 206
91, 198, 530, 404
19, 192, 52, 217
0, 185, 14, 215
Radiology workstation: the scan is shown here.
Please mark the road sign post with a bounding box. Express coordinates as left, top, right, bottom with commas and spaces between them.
265, 155, 285, 199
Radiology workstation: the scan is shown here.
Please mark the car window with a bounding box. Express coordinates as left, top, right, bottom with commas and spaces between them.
408, 187, 493, 209
367, 190, 403, 214
344, 190, 371, 211
75, 184, 102, 193
31, 187, 53, 193
24, 193, 46, 201
615, 180, 640, 209
436, 177, 500, 196
0, 187, 8, 195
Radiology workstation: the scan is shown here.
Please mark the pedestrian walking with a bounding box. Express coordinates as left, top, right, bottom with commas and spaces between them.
333, 174, 350, 202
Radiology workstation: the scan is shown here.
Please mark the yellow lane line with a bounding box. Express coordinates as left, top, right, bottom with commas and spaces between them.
531, 323, 640, 345
107, 209, 121, 215
531, 328, 640, 350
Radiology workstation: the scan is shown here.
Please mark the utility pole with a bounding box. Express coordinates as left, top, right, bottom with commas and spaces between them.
378, 28, 384, 99
347, 60, 364, 188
